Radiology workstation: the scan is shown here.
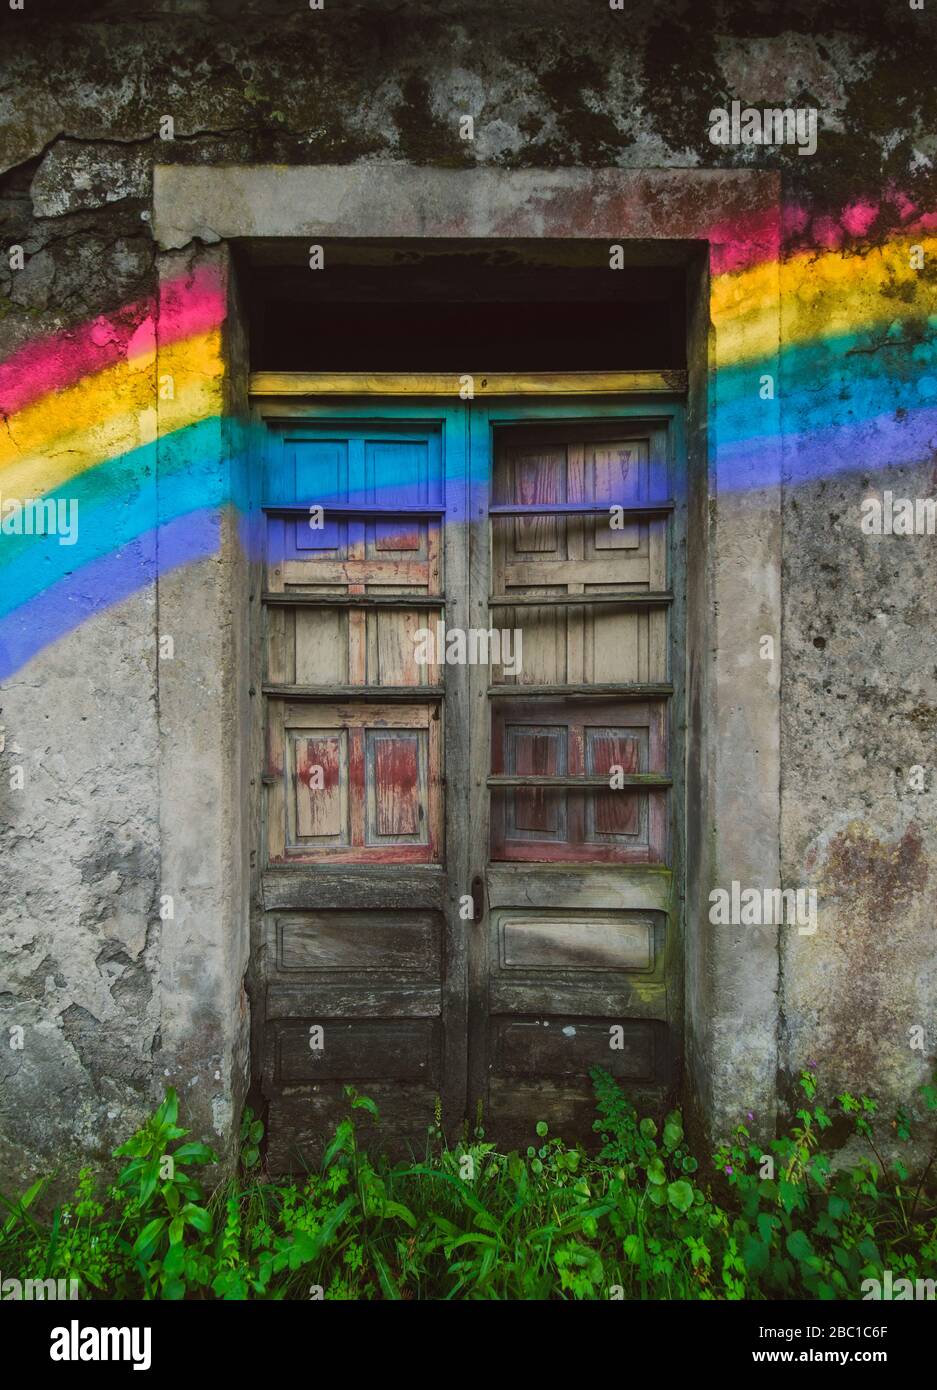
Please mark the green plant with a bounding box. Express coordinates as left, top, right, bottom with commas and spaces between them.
1, 1068, 933, 1301
239, 1105, 264, 1172
112, 1088, 217, 1298
712, 1067, 937, 1299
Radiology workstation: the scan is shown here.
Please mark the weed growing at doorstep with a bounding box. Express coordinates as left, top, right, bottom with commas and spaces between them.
1, 1068, 934, 1300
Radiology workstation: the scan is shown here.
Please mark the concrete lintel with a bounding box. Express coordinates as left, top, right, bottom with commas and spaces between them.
153, 163, 780, 250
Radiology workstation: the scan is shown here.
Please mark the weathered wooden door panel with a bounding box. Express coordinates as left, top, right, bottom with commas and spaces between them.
469, 415, 683, 1149
257, 413, 468, 1169
490, 698, 669, 863
267, 607, 445, 689
266, 700, 442, 863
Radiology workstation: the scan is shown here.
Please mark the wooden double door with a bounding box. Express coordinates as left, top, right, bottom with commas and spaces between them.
253, 396, 684, 1167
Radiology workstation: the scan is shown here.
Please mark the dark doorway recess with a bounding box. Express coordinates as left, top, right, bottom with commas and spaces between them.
240, 238, 688, 372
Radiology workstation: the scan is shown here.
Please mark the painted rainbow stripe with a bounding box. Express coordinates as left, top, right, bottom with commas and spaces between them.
1, 212, 936, 680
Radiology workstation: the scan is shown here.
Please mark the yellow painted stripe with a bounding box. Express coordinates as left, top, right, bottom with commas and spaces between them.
0, 376, 219, 501
249, 370, 687, 396
713, 235, 937, 367
0, 330, 223, 481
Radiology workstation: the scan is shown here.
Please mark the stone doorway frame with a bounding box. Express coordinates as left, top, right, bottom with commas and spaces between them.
151, 163, 783, 1153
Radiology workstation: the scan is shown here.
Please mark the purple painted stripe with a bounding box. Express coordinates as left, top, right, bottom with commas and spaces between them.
715, 407, 937, 494
0, 509, 222, 681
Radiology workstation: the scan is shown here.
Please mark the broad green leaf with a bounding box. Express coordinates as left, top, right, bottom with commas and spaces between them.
429, 1211, 459, 1236
786, 1229, 814, 1262
646, 1157, 666, 1186
182, 1203, 212, 1234
445, 1232, 498, 1250
381, 1200, 417, 1229
756, 1212, 779, 1243
667, 1180, 694, 1213
132, 1216, 167, 1257
742, 1234, 769, 1275
322, 1119, 354, 1169
171, 1141, 217, 1164
778, 1180, 802, 1214
373, 1250, 402, 1299
155, 1089, 179, 1128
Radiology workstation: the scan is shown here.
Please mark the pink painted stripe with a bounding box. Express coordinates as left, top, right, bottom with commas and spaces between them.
708, 206, 781, 275
0, 264, 226, 417
713, 192, 937, 277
